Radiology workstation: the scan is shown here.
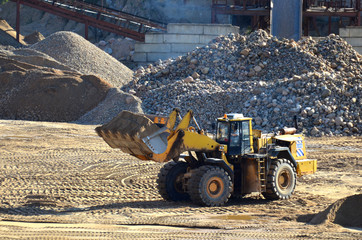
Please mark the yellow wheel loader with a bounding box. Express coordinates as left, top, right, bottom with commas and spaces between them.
96, 109, 317, 206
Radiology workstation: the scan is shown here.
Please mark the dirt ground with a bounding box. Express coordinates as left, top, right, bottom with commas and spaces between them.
0, 120, 360, 239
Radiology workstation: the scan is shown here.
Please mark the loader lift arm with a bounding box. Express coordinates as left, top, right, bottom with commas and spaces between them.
96, 109, 221, 163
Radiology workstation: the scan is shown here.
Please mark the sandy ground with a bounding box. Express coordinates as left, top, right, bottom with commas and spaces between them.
0, 120, 360, 239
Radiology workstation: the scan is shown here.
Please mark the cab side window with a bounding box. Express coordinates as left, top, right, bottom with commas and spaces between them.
230, 122, 240, 147
241, 121, 251, 153
216, 122, 229, 143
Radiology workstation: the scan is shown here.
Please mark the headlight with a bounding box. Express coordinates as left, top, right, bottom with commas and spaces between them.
219, 145, 225, 151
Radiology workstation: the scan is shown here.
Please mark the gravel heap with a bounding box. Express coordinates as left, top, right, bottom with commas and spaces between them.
24, 31, 45, 44
310, 194, 362, 228
31, 31, 134, 87
124, 30, 361, 136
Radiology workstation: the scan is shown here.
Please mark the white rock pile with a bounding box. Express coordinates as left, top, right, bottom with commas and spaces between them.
96, 37, 135, 61
123, 30, 361, 136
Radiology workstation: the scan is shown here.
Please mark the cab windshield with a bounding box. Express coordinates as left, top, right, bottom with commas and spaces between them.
216, 121, 229, 143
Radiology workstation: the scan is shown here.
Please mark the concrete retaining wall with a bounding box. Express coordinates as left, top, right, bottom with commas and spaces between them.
339, 26, 362, 54
134, 23, 239, 63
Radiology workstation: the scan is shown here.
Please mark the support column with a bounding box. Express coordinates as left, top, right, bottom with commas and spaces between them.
16, 0, 20, 42
85, 20, 88, 40
271, 0, 303, 40
211, 7, 217, 23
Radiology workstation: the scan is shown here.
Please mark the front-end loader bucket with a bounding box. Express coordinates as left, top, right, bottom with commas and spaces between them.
95, 111, 169, 160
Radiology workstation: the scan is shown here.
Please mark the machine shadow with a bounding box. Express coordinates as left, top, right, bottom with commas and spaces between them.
0, 197, 270, 217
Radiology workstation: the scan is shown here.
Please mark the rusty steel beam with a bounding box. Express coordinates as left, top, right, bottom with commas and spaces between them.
85, 20, 88, 40
11, 0, 164, 42
16, 0, 20, 42
18, 0, 145, 41
61, 0, 166, 30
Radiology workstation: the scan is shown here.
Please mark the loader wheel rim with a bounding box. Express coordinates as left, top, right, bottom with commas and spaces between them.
206, 177, 224, 198
278, 169, 291, 190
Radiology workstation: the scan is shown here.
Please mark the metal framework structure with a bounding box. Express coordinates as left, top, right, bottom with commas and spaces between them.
212, 0, 362, 35
212, 0, 270, 30
13, 0, 166, 42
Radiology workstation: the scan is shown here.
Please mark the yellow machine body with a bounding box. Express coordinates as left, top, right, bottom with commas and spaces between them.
273, 134, 317, 176
96, 109, 317, 206
97, 109, 316, 176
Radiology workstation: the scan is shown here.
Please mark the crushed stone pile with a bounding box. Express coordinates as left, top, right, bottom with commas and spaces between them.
24, 31, 45, 44
310, 194, 362, 228
0, 47, 112, 122
31, 31, 134, 88
123, 30, 361, 136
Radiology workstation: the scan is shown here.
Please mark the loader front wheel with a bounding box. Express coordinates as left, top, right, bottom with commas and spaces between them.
187, 165, 232, 207
263, 159, 296, 200
157, 161, 189, 201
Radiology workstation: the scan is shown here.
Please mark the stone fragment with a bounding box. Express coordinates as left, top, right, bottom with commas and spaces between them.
99, 40, 107, 46
162, 68, 170, 75
254, 66, 262, 72
201, 67, 210, 74
321, 88, 331, 98
247, 69, 255, 77
183, 76, 194, 83
335, 117, 344, 126
126, 96, 135, 104
240, 48, 251, 56
192, 72, 200, 79
311, 127, 319, 136
190, 59, 198, 65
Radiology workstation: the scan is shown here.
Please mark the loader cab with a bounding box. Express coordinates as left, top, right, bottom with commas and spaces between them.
216, 114, 253, 156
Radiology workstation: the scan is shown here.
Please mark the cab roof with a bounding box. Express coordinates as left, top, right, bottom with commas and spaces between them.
217, 113, 252, 121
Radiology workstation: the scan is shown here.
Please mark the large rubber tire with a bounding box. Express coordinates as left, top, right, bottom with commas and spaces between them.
263, 159, 296, 200
157, 161, 189, 201
187, 165, 232, 207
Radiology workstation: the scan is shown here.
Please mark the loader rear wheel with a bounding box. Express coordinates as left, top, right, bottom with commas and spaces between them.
157, 161, 189, 201
187, 165, 232, 207
263, 159, 296, 200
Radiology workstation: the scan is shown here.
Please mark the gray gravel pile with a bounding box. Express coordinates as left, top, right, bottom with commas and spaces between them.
31, 31, 134, 87
123, 30, 361, 136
